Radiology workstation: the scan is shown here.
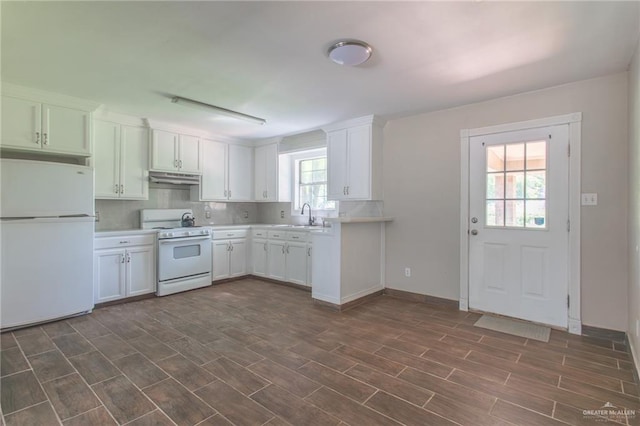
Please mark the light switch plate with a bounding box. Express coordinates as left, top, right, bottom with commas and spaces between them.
581, 193, 598, 206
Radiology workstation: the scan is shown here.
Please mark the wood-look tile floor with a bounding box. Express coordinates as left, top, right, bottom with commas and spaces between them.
2, 278, 639, 425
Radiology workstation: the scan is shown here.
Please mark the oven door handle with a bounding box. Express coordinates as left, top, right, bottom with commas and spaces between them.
159, 236, 210, 244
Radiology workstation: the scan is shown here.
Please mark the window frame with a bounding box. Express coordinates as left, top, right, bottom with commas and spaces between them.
289, 148, 337, 217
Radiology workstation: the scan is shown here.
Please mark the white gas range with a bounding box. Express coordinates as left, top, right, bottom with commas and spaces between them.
140, 209, 212, 296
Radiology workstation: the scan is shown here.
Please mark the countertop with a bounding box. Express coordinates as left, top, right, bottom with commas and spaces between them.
95, 223, 329, 237
324, 216, 394, 223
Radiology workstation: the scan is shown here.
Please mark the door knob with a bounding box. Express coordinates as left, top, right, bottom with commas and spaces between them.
471, 217, 478, 224
471, 229, 478, 235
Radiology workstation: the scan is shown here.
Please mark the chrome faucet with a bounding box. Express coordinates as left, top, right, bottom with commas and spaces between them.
301, 203, 314, 226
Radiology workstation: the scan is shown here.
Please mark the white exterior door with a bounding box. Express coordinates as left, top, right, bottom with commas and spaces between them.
468, 125, 569, 327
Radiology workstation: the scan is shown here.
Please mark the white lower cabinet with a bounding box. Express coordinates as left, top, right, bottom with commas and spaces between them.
252, 238, 268, 277
212, 230, 247, 281
261, 230, 310, 286
94, 234, 155, 303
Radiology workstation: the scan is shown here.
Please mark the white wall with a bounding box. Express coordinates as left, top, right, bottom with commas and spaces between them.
383, 72, 629, 331
628, 40, 640, 357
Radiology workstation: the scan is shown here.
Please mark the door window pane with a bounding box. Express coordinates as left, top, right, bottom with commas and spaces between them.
486, 173, 504, 199
525, 171, 546, 199
485, 140, 547, 229
505, 172, 524, 199
505, 144, 525, 171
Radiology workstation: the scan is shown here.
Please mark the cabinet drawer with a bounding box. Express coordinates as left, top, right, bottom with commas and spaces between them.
212, 229, 247, 240
95, 234, 155, 249
267, 230, 287, 240
287, 232, 308, 242
252, 229, 269, 239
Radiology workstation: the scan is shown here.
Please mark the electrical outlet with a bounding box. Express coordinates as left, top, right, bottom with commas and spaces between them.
95, 211, 100, 222
404, 267, 411, 277
280, 210, 285, 219
205, 210, 211, 219
243, 210, 249, 219
581, 193, 598, 206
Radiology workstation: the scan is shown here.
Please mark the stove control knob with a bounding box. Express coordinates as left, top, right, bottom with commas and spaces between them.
201, 229, 209, 235
167, 232, 174, 238
159, 232, 167, 238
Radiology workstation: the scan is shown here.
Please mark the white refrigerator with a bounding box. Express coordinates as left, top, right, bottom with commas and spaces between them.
1, 159, 94, 329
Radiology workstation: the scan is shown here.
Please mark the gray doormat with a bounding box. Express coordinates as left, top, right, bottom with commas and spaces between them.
474, 314, 551, 342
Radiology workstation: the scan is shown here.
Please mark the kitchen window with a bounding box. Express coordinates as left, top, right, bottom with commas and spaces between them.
291, 148, 336, 213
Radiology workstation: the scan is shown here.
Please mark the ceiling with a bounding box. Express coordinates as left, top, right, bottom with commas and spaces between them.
2, 1, 639, 141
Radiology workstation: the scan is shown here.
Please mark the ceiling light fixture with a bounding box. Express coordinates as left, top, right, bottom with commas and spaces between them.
171, 96, 266, 125
328, 40, 372, 66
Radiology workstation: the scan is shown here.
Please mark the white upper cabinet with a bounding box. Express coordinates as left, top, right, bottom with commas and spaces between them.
325, 116, 383, 201
94, 120, 149, 200
2, 95, 91, 156
178, 134, 201, 174
150, 129, 201, 174
228, 144, 253, 201
194, 139, 253, 202
254, 143, 279, 201
200, 139, 227, 200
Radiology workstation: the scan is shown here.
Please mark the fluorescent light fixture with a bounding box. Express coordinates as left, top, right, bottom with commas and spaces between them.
328, 40, 372, 66
171, 96, 266, 125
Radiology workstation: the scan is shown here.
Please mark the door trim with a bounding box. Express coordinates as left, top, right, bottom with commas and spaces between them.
459, 112, 582, 334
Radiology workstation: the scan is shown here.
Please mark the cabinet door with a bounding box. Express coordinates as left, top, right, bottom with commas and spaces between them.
228, 144, 253, 201
267, 241, 287, 281
94, 248, 126, 303
254, 145, 267, 200
306, 244, 313, 287
126, 245, 155, 296
120, 125, 149, 200
327, 129, 348, 200
179, 134, 201, 173
346, 125, 371, 199
286, 242, 308, 285
252, 239, 268, 277
43, 103, 91, 156
1, 96, 41, 150
94, 120, 120, 199
201, 139, 228, 200
264, 144, 279, 201
151, 129, 178, 172
229, 239, 247, 277
212, 240, 230, 280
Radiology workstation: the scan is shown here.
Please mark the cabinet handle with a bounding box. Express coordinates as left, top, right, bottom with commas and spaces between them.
179, 160, 183, 168
230, 243, 234, 251
308, 247, 311, 256
126, 253, 131, 263
224, 190, 227, 197
114, 184, 119, 194
43, 133, 48, 145
119, 240, 129, 244
35, 132, 40, 144
343, 186, 346, 195
174, 159, 178, 168
120, 184, 124, 194
286, 245, 289, 254
121, 254, 125, 263
281, 245, 285, 254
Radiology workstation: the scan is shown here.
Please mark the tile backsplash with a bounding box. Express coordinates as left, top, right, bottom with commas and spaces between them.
95, 185, 257, 231
96, 185, 384, 231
